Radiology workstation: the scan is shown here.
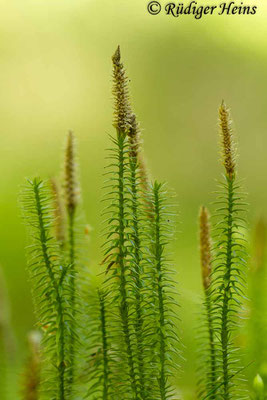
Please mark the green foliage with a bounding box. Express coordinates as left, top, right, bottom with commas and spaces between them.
16, 48, 266, 400
19, 47, 181, 400
85, 287, 111, 399
99, 47, 180, 399
102, 52, 138, 397
212, 176, 247, 398
128, 116, 148, 398
147, 182, 179, 400
100, 135, 179, 400
209, 105, 248, 399
196, 292, 218, 400
63, 131, 80, 395
101, 131, 145, 399
197, 207, 217, 400
195, 103, 249, 400
22, 179, 74, 400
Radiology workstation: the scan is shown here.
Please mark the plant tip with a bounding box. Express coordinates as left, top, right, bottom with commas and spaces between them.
64, 130, 79, 214
112, 45, 121, 65
112, 46, 131, 135
50, 178, 65, 244
253, 374, 264, 394
218, 101, 236, 179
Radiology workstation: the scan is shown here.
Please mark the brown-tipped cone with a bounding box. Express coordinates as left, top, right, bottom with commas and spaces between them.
128, 113, 151, 191
199, 206, 212, 291
112, 46, 132, 135
128, 113, 140, 159
253, 217, 266, 272
219, 101, 236, 179
50, 178, 65, 244
64, 131, 79, 214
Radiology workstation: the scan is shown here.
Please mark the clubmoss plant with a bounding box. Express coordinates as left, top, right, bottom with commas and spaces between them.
147, 181, 179, 400
101, 47, 180, 400
22, 178, 74, 400
20, 47, 182, 400
63, 130, 80, 394
197, 206, 217, 399
102, 46, 142, 399
211, 102, 248, 399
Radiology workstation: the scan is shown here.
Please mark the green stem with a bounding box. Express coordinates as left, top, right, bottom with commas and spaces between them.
68, 210, 76, 392
98, 290, 109, 400
117, 135, 139, 399
129, 156, 146, 399
33, 182, 65, 400
57, 294, 66, 400
205, 292, 217, 399
221, 176, 234, 400
153, 184, 167, 400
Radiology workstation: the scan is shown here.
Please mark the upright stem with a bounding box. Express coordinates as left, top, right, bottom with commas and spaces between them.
57, 296, 66, 400
33, 183, 65, 400
68, 209, 76, 392
98, 291, 109, 400
129, 156, 146, 398
117, 135, 139, 399
153, 185, 167, 400
221, 177, 234, 400
205, 293, 217, 399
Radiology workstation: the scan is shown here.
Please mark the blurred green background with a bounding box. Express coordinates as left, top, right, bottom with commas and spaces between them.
1, 0, 267, 397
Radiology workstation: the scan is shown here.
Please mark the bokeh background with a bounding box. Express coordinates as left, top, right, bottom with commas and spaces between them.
1, 0, 267, 397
